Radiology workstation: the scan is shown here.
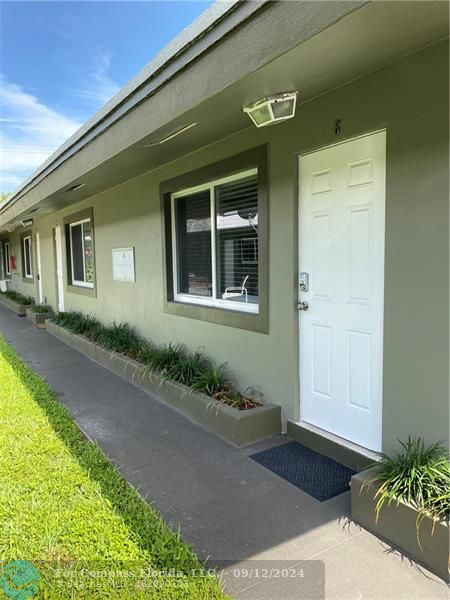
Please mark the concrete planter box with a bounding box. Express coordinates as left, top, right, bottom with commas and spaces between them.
351, 467, 449, 582
0, 294, 32, 316
47, 320, 281, 447
26, 308, 55, 329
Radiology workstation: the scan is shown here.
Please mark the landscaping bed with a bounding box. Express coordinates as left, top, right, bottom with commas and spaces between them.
0, 290, 33, 316
47, 313, 281, 447
351, 439, 449, 582
0, 335, 226, 599
26, 304, 55, 328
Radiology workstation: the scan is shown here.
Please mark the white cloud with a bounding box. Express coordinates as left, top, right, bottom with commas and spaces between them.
0, 77, 82, 194
71, 46, 120, 106
0, 45, 120, 194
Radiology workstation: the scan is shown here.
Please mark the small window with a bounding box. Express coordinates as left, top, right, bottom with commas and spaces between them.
3, 242, 10, 276
171, 169, 259, 313
69, 218, 94, 288
22, 235, 33, 279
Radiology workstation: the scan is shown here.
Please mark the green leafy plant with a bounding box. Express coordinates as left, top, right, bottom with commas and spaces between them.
366, 437, 450, 535
145, 343, 186, 377
1, 290, 34, 305
52, 311, 263, 410
191, 363, 230, 397
165, 350, 211, 387
29, 304, 53, 314
94, 322, 142, 357
135, 341, 159, 364
52, 311, 100, 336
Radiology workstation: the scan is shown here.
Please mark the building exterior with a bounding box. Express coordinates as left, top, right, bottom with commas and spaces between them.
0, 1, 448, 455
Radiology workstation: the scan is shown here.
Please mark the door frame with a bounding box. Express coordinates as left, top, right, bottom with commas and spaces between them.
296, 129, 387, 452
35, 232, 43, 304
53, 225, 65, 312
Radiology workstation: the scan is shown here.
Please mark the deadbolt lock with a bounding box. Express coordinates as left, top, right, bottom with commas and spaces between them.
297, 301, 309, 311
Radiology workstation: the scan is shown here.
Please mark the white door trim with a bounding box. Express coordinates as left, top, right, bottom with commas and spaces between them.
298, 130, 386, 452
54, 225, 65, 312
36, 232, 43, 304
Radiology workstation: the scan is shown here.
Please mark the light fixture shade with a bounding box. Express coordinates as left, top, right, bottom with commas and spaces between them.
243, 92, 298, 127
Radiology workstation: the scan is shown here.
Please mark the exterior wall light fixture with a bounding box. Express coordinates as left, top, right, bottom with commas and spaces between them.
243, 91, 298, 127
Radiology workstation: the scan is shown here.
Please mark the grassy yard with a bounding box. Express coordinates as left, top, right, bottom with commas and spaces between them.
0, 336, 226, 599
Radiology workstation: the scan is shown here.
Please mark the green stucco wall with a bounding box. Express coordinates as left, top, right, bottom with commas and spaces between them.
9, 40, 448, 452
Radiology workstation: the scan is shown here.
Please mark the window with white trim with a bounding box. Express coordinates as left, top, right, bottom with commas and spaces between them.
3, 242, 10, 276
171, 169, 259, 313
69, 218, 94, 288
22, 235, 33, 279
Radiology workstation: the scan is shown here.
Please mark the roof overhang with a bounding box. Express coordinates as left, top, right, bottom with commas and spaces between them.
1, 0, 448, 232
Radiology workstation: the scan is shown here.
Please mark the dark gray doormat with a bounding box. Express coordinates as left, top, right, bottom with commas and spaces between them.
251, 441, 356, 501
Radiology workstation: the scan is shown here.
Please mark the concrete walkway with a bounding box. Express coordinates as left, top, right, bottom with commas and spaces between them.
0, 304, 446, 599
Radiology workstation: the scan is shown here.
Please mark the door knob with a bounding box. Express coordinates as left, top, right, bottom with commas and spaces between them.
297, 301, 309, 311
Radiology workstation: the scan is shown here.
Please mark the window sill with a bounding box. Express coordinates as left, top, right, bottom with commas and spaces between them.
67, 283, 97, 298
174, 293, 259, 314
164, 298, 267, 333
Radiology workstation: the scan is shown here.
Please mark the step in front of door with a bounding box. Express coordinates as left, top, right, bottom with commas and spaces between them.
287, 420, 378, 472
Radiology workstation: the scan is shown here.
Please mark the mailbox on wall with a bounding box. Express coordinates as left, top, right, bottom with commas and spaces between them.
112, 247, 135, 282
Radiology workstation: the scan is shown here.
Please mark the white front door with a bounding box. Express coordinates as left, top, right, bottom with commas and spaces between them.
298, 130, 386, 451
54, 225, 65, 312
36, 233, 43, 304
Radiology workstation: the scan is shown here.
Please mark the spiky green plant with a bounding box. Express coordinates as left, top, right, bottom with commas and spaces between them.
29, 304, 53, 314
165, 350, 211, 386
52, 312, 100, 336
191, 363, 230, 397
94, 322, 142, 357
52, 311, 263, 410
367, 437, 450, 534
1, 290, 33, 305
135, 341, 159, 364
145, 343, 186, 377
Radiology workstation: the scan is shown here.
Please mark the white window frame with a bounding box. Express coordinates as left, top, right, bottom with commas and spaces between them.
69, 217, 94, 288
22, 235, 33, 279
4, 242, 10, 276
171, 168, 258, 314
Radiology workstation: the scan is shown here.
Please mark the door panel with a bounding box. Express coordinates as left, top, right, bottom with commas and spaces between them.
298, 131, 386, 451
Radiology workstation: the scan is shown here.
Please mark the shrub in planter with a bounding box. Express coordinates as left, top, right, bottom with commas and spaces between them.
94, 322, 142, 357
26, 304, 55, 328
51, 311, 264, 410
352, 437, 449, 581
29, 304, 54, 314
1, 290, 34, 305
365, 437, 449, 528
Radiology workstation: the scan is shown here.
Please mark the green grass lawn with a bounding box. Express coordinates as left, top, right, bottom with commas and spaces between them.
0, 336, 226, 599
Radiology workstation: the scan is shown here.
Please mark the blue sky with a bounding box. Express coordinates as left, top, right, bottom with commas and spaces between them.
0, 1, 214, 193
